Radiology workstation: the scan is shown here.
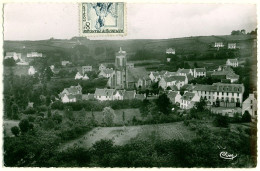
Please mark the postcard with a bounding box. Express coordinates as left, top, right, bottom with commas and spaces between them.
1, 0, 258, 168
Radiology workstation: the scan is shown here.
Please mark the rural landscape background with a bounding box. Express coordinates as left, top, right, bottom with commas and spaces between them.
3, 30, 257, 167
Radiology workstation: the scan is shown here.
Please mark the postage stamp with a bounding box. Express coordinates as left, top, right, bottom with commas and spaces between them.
80, 2, 126, 36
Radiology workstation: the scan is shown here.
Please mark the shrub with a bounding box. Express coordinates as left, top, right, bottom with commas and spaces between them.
11, 126, 20, 137
213, 115, 229, 128
23, 107, 37, 115
19, 119, 30, 133
51, 101, 64, 110
241, 111, 251, 122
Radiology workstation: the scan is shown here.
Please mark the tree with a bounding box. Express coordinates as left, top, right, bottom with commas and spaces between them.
122, 111, 125, 124
11, 104, 19, 120
156, 93, 171, 115
11, 126, 20, 137
213, 115, 229, 128
102, 107, 115, 126
47, 108, 52, 118
3, 58, 16, 66
19, 119, 30, 133
242, 111, 251, 122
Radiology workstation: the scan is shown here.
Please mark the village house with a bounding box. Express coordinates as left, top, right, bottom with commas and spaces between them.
159, 75, 188, 90
126, 63, 134, 68
27, 52, 43, 58
99, 68, 114, 78
167, 91, 182, 105
193, 68, 206, 78
61, 61, 72, 66
166, 48, 175, 54
211, 66, 239, 83
149, 71, 161, 82
75, 72, 89, 80
242, 93, 257, 118
59, 84, 82, 103
99, 64, 107, 71
94, 88, 115, 101
214, 42, 224, 48
180, 92, 200, 109
228, 43, 236, 49
191, 83, 245, 107
5, 52, 22, 61
28, 66, 37, 75
177, 68, 194, 77
82, 65, 92, 73
226, 58, 238, 67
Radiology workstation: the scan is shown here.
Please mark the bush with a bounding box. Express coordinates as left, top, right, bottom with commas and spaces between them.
213, 115, 229, 127
11, 126, 20, 137
23, 107, 37, 115
51, 101, 64, 110
241, 111, 251, 122
19, 119, 30, 133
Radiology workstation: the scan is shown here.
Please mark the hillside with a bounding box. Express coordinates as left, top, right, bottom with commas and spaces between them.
4, 34, 256, 63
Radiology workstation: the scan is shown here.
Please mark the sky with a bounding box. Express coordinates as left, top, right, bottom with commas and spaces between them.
3, 3, 257, 40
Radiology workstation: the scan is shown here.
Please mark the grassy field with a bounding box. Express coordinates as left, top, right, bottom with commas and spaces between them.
4, 120, 20, 137
59, 122, 196, 151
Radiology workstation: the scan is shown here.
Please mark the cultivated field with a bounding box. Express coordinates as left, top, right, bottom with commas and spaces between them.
59, 122, 196, 151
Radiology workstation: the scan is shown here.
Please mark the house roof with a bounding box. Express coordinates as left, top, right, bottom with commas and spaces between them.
94, 88, 115, 97
177, 68, 192, 74
123, 90, 136, 99
167, 91, 179, 99
193, 83, 244, 93
165, 76, 186, 82
166, 48, 175, 53
102, 68, 114, 75
127, 67, 149, 82
181, 92, 196, 101
194, 68, 206, 72
227, 58, 238, 63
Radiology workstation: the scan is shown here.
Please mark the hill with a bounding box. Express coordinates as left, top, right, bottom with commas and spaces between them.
4, 34, 256, 63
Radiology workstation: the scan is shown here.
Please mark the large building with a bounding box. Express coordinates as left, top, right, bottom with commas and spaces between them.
109, 48, 150, 89
191, 83, 244, 107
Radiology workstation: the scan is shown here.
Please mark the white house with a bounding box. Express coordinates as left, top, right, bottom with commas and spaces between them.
167, 91, 182, 104
82, 74, 89, 80
99, 68, 114, 78
27, 52, 43, 58
61, 61, 71, 66
82, 66, 92, 73
180, 92, 200, 109
228, 43, 236, 49
28, 66, 36, 75
214, 42, 224, 48
61, 94, 76, 103
59, 84, 82, 103
242, 93, 257, 118
194, 68, 206, 78
159, 76, 188, 90
99, 64, 107, 71
177, 68, 194, 77
94, 88, 115, 101
5, 52, 22, 61
226, 58, 238, 67
75, 72, 83, 79
166, 48, 175, 54
192, 83, 245, 107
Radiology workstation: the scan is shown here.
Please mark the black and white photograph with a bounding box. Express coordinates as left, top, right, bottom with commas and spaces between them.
1, 0, 258, 168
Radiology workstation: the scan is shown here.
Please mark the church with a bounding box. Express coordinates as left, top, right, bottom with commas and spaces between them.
108, 48, 151, 89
